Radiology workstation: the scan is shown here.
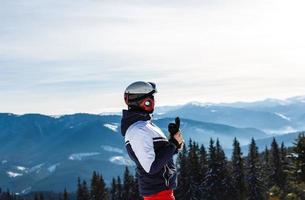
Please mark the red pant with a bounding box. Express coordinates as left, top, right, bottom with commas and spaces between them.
143, 189, 175, 200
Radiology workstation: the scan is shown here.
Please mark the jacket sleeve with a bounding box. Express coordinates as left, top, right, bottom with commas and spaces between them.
129, 127, 177, 174
148, 142, 177, 174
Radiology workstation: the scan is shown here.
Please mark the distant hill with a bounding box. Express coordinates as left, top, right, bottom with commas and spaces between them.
238, 131, 302, 156
1, 95, 305, 193
154, 118, 267, 148
0, 113, 125, 193
158, 103, 292, 132
0, 113, 268, 193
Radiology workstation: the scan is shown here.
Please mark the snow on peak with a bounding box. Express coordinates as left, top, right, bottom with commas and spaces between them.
104, 123, 119, 132
16, 166, 27, 171
68, 152, 100, 161
21, 187, 32, 194
109, 156, 134, 166
29, 163, 45, 173
283, 95, 305, 104
188, 101, 206, 107
101, 145, 123, 154
7, 171, 23, 178
48, 163, 60, 173
274, 112, 291, 121
99, 112, 121, 116
50, 115, 63, 119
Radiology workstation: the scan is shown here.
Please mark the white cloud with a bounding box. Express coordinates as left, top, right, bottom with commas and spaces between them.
1, 0, 305, 114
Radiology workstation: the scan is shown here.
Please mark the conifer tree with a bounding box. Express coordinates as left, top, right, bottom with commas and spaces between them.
34, 193, 39, 200
63, 188, 68, 200
246, 138, 266, 200
293, 132, 305, 182
279, 142, 289, 197
100, 173, 109, 200
34, 193, 44, 200
110, 178, 117, 200
216, 139, 235, 200
77, 177, 84, 200
82, 180, 90, 200
202, 138, 218, 200
280, 142, 287, 166
131, 173, 142, 200
270, 138, 285, 189
123, 167, 133, 199
116, 176, 123, 199
199, 144, 208, 183
90, 171, 99, 200
175, 144, 190, 200
231, 137, 246, 200
188, 140, 201, 199
287, 132, 305, 199
262, 146, 272, 188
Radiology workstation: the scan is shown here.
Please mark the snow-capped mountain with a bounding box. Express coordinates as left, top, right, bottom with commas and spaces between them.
158, 103, 293, 133
1, 95, 305, 193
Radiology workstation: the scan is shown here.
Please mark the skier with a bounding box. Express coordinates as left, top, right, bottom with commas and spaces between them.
121, 81, 184, 200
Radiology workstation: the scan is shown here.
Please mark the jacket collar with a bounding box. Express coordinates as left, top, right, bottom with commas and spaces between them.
120, 109, 151, 136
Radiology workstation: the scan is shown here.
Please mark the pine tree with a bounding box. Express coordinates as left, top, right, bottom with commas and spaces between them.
77, 177, 84, 200
175, 144, 190, 200
116, 176, 123, 200
270, 138, 285, 189
246, 138, 266, 200
110, 178, 117, 200
199, 144, 208, 183
231, 137, 246, 200
262, 146, 272, 189
123, 167, 133, 199
34, 193, 39, 200
286, 132, 305, 199
90, 171, 99, 200
82, 180, 90, 200
280, 142, 287, 166
131, 172, 142, 200
202, 138, 218, 200
215, 139, 235, 200
188, 140, 201, 199
279, 142, 289, 198
34, 193, 44, 200
63, 188, 68, 200
99, 173, 109, 200
293, 132, 305, 182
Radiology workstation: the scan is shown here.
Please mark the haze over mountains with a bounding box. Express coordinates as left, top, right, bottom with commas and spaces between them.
1, 96, 305, 194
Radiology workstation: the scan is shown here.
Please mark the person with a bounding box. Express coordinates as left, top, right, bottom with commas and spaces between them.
121, 81, 184, 200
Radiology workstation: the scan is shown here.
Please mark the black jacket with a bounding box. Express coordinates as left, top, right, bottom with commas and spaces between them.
121, 109, 178, 196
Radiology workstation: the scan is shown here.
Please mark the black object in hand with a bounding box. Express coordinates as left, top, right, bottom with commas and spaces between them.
168, 117, 180, 136
168, 117, 182, 149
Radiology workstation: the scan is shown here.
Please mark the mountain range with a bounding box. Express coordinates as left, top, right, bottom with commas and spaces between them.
1, 95, 305, 194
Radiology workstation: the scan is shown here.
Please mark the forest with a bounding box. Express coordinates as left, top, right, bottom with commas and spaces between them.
1, 132, 305, 200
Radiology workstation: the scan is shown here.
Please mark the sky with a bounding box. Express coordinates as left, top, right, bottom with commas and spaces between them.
1, 0, 305, 115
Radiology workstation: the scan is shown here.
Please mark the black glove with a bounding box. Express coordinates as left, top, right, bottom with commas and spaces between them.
168, 117, 182, 149
168, 117, 180, 136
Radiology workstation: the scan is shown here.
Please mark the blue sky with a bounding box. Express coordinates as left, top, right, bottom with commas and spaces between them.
1, 0, 305, 114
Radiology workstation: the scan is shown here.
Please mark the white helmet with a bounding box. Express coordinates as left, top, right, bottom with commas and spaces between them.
124, 81, 157, 112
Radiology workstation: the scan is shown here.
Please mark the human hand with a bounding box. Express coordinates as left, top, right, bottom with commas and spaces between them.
168, 117, 180, 136
168, 117, 184, 150
173, 131, 184, 150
